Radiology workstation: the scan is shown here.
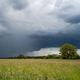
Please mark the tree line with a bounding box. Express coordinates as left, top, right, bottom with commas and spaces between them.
1, 43, 80, 59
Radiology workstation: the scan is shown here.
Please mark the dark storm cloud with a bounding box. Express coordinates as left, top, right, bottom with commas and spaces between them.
31, 33, 80, 49
59, 13, 80, 24
65, 15, 80, 24
0, 0, 80, 57
0, 35, 39, 57
57, 0, 80, 24
0, 33, 80, 57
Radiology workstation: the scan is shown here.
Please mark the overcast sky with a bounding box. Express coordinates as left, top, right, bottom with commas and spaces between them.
0, 0, 80, 57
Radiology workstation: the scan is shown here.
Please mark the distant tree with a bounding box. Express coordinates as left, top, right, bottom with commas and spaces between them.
47, 54, 61, 59
47, 54, 54, 59
17, 54, 25, 59
60, 43, 78, 59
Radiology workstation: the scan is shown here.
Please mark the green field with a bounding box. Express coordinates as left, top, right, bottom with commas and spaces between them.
0, 59, 80, 80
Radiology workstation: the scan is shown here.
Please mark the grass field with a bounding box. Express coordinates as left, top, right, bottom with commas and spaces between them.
0, 59, 80, 80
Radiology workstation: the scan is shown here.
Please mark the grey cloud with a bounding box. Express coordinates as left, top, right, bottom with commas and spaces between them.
57, 0, 80, 24
0, 0, 75, 35
9, 0, 28, 10
64, 15, 80, 24
0, 0, 80, 57
0, 0, 79, 35
0, 35, 38, 57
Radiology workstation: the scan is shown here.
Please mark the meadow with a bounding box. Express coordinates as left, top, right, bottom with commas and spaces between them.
0, 59, 80, 80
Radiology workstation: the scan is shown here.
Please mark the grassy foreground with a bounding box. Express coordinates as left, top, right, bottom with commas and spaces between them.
0, 59, 80, 80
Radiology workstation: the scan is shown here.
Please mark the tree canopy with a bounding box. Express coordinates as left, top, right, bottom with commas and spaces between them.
60, 43, 78, 59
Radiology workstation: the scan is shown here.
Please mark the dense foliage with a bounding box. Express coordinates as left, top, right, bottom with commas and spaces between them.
60, 43, 78, 59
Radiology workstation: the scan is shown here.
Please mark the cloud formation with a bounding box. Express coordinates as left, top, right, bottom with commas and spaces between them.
0, 0, 80, 57
27, 48, 59, 56
27, 48, 80, 56
10, 0, 27, 10
0, 0, 80, 35
0, 0, 69, 35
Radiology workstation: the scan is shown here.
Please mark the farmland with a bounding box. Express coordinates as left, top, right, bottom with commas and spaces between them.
0, 59, 80, 80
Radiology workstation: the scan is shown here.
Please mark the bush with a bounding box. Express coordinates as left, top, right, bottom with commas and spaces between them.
16, 54, 25, 59
46, 54, 60, 59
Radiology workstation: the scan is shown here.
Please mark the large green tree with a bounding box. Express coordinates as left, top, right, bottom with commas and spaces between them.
60, 43, 78, 59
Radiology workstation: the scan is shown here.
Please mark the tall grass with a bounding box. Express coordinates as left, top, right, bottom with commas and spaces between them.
0, 59, 80, 80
